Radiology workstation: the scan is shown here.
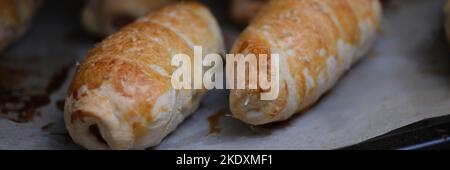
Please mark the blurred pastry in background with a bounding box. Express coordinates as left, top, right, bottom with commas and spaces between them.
445, 0, 450, 44
229, 0, 268, 26
82, 0, 176, 37
0, 0, 41, 53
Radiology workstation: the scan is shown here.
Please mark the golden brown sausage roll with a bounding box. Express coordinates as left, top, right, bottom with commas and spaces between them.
65, 2, 224, 150
229, 0, 382, 125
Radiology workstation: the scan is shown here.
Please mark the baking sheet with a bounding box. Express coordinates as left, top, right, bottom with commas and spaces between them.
1, 0, 450, 150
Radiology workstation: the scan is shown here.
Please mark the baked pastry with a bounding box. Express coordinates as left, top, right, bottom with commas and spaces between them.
82, 0, 177, 37
230, 0, 268, 25
65, 2, 224, 150
0, 0, 41, 53
229, 0, 382, 125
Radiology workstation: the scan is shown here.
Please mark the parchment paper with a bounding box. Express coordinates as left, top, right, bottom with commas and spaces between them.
1, 0, 449, 150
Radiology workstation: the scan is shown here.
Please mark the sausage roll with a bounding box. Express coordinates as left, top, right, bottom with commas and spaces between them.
0, 0, 41, 53
65, 2, 224, 150
82, 0, 177, 37
229, 0, 382, 125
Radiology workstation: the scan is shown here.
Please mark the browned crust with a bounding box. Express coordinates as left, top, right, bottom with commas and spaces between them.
230, 0, 381, 125
67, 2, 224, 149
